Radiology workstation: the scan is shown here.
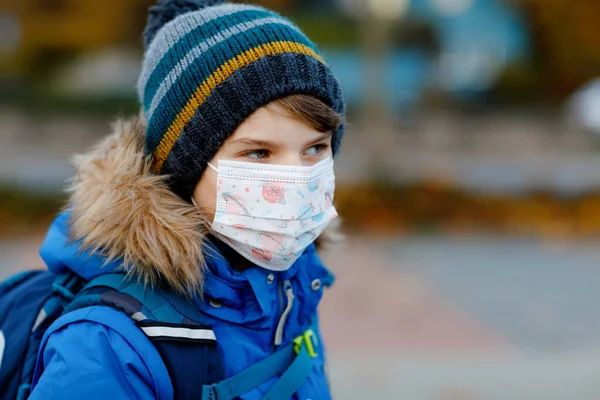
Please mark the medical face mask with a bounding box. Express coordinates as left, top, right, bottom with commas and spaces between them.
204, 157, 338, 271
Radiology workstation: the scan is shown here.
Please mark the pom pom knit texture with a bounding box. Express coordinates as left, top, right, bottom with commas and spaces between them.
138, 1, 345, 200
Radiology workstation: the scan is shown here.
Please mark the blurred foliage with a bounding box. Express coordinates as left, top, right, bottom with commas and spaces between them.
2, 0, 149, 79
515, 0, 600, 98
2, 0, 324, 80
1, 89, 140, 117
390, 18, 439, 55
4, 0, 600, 104
293, 15, 359, 48
6, 182, 600, 238
0, 186, 64, 239
334, 182, 600, 238
490, 63, 545, 106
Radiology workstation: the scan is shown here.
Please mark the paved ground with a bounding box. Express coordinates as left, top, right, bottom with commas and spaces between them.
4, 234, 600, 399
320, 237, 600, 399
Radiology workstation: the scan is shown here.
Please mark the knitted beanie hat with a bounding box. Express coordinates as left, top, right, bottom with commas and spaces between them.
138, 0, 345, 200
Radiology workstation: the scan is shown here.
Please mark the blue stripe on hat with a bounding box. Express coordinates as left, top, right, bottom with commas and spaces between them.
145, 26, 318, 153
145, 17, 304, 120
142, 8, 277, 107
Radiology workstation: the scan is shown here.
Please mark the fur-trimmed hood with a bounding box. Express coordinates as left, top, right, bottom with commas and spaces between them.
59, 116, 339, 294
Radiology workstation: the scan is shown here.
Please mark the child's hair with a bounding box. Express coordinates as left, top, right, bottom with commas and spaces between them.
275, 95, 343, 134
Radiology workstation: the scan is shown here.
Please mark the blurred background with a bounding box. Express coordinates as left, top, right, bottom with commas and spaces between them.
2, 0, 600, 398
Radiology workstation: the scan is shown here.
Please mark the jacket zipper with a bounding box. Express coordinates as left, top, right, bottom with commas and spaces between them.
273, 279, 294, 347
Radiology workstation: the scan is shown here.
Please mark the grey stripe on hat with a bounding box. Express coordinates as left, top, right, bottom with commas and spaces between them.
137, 3, 265, 101
145, 16, 300, 121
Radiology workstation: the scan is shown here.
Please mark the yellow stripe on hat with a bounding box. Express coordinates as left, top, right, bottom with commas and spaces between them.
152, 41, 325, 171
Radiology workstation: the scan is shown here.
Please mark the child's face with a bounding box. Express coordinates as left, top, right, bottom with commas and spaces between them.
192, 101, 333, 221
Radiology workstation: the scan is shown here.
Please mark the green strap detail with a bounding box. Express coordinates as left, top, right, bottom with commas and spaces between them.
202, 328, 317, 400
202, 343, 296, 400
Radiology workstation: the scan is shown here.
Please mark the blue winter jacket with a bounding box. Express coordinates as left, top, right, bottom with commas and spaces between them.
28, 118, 336, 400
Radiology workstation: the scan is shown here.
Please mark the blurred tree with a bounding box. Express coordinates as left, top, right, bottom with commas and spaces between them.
3, 0, 155, 79
512, 0, 600, 98
391, 18, 439, 55
2, 0, 340, 81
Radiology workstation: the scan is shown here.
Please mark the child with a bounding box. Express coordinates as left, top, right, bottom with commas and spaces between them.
27, 0, 345, 398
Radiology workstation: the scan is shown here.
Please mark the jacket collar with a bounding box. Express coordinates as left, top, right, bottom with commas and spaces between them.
40, 210, 333, 325
199, 240, 334, 325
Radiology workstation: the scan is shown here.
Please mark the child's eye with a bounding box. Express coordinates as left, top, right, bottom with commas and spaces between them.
304, 143, 329, 156
241, 149, 270, 159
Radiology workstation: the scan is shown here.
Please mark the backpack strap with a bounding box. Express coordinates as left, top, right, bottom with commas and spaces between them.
137, 321, 225, 399
201, 324, 319, 400
64, 274, 182, 323
66, 273, 317, 400
263, 339, 315, 400
12, 272, 85, 400
64, 273, 226, 400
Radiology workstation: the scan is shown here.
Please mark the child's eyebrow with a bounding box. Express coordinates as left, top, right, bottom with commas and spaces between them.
228, 132, 332, 149
228, 138, 278, 148
305, 132, 332, 146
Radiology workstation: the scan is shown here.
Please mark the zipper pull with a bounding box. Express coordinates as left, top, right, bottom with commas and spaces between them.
274, 280, 294, 346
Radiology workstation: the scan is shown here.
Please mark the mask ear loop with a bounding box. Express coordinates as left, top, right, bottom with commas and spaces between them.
191, 162, 221, 229
191, 162, 219, 205
207, 162, 218, 173
190, 196, 218, 231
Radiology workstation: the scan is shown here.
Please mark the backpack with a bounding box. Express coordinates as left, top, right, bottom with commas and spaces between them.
0, 270, 320, 400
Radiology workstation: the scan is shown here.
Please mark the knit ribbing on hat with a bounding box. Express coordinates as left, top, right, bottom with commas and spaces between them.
138, 2, 345, 200
144, 0, 224, 48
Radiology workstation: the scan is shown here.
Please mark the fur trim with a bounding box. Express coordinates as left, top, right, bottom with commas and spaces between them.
66, 117, 209, 294
65, 116, 341, 294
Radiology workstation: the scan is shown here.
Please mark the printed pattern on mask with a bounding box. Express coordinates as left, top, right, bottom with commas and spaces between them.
211, 158, 337, 271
